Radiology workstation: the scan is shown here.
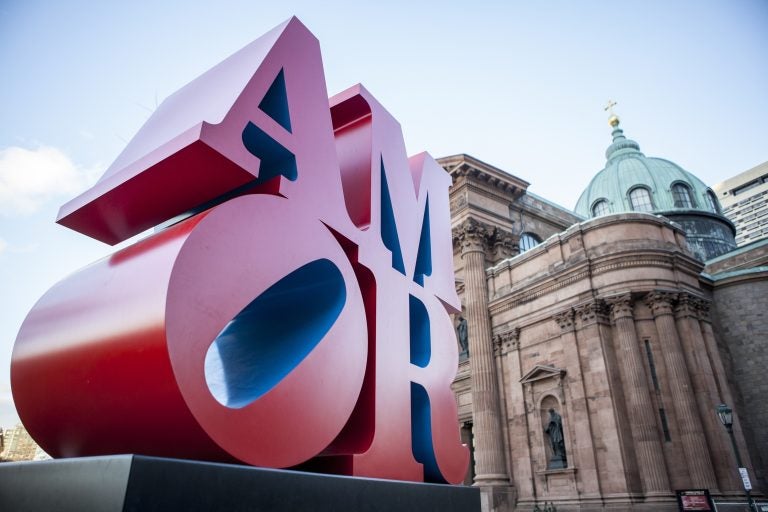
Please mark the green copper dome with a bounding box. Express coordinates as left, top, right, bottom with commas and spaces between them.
574, 116, 736, 262
575, 120, 721, 218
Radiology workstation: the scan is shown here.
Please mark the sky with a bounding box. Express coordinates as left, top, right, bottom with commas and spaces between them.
0, 0, 766, 429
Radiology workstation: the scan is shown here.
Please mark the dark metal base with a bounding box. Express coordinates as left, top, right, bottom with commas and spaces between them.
0, 455, 480, 512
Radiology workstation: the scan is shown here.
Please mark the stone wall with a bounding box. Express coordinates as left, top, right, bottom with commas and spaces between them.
705, 238, 768, 274
711, 270, 768, 491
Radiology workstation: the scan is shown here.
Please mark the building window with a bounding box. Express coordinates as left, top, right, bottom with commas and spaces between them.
628, 187, 654, 212
644, 339, 671, 442
591, 199, 610, 217
659, 408, 672, 442
733, 179, 761, 196
705, 190, 720, 213
519, 232, 541, 253
671, 183, 695, 208
644, 340, 660, 392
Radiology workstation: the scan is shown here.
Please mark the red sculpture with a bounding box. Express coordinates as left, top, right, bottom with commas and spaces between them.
11, 17, 468, 484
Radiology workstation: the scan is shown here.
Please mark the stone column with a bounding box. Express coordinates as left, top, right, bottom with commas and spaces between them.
645, 291, 717, 490
605, 293, 670, 495
455, 219, 512, 510
696, 301, 733, 412
675, 294, 726, 491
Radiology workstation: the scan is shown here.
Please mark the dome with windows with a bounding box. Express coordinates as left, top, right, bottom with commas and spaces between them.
574, 116, 736, 261
575, 120, 720, 217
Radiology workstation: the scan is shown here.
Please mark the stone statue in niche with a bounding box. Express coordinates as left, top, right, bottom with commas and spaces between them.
456, 316, 468, 356
544, 408, 567, 469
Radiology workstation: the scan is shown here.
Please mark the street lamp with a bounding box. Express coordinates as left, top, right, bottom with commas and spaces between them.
716, 404, 757, 512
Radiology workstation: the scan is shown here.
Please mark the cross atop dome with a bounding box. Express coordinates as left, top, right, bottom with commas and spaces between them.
604, 99, 620, 127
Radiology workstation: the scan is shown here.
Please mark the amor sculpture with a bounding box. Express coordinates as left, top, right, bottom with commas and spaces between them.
11, 17, 469, 484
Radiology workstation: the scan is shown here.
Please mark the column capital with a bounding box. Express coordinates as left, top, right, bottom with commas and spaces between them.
453, 218, 493, 255
553, 309, 576, 332
493, 327, 520, 356
645, 291, 677, 317
695, 297, 712, 322
605, 293, 634, 321
574, 299, 609, 325
674, 292, 699, 319
452, 219, 515, 260
490, 229, 516, 261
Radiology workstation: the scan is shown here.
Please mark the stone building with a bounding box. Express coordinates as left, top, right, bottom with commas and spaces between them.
443, 118, 767, 511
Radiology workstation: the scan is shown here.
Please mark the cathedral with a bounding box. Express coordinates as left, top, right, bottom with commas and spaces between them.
444, 114, 768, 511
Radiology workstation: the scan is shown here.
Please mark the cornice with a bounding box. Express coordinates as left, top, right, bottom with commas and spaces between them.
488, 239, 692, 279
515, 195, 583, 231
488, 250, 693, 316
451, 203, 515, 232
462, 181, 518, 204
511, 204, 579, 233
591, 255, 673, 277
438, 154, 529, 198
709, 267, 768, 290
575, 212, 687, 237
489, 265, 591, 316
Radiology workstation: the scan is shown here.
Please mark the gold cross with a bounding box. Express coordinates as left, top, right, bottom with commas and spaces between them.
604, 99, 618, 116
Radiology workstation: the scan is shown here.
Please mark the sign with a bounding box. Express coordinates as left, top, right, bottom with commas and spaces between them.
11, 17, 468, 485
739, 467, 753, 491
676, 490, 714, 511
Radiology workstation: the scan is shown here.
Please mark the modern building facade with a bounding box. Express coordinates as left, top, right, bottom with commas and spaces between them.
713, 160, 768, 246
0, 423, 39, 461
443, 119, 767, 511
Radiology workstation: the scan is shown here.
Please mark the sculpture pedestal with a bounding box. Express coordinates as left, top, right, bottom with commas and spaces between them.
0, 455, 480, 512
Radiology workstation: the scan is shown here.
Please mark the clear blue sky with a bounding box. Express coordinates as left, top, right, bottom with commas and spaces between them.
1, 0, 766, 428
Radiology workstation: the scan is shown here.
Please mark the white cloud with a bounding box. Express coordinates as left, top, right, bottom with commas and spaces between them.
0, 239, 39, 255
0, 146, 100, 216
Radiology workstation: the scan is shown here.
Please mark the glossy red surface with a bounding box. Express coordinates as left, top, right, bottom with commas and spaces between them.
12, 16, 468, 484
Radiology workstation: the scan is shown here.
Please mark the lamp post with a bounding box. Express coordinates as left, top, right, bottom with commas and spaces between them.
716, 404, 757, 512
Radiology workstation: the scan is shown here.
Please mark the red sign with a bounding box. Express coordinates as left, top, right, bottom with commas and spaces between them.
677, 490, 714, 511
11, 17, 468, 484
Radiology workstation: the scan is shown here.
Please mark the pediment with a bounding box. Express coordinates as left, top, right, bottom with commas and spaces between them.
519, 364, 566, 384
